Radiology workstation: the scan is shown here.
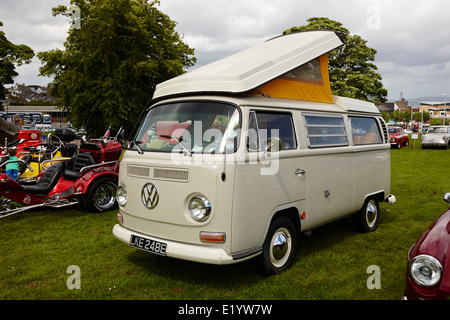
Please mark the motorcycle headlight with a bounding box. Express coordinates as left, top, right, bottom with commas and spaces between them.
116, 185, 128, 206
409, 254, 443, 287
188, 196, 211, 222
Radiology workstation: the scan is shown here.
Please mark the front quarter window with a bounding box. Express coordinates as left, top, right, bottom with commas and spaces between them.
131, 101, 240, 154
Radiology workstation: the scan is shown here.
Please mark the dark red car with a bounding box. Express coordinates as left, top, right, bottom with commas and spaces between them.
388, 126, 409, 149
403, 194, 450, 300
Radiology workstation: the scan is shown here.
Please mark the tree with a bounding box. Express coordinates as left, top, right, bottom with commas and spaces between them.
412, 111, 429, 123
284, 17, 387, 105
430, 117, 448, 126
381, 111, 390, 122
38, 0, 196, 136
0, 21, 34, 109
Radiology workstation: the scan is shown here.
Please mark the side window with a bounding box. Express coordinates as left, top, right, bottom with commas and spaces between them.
247, 111, 260, 151
247, 111, 297, 152
304, 114, 348, 148
350, 117, 383, 145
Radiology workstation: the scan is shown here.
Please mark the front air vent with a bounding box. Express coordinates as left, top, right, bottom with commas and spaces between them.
127, 166, 150, 177
153, 168, 190, 182
127, 165, 189, 182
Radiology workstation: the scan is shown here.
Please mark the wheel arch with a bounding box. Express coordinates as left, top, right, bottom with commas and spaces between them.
362, 190, 385, 206
268, 206, 302, 236
80, 172, 119, 195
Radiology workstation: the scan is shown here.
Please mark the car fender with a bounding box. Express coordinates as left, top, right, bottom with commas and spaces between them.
74, 170, 119, 195
409, 208, 450, 292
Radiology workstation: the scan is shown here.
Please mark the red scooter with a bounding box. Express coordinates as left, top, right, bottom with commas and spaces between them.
0, 136, 122, 219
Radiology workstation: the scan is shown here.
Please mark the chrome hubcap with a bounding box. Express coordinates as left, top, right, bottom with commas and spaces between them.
94, 183, 116, 210
270, 227, 291, 267
366, 200, 378, 228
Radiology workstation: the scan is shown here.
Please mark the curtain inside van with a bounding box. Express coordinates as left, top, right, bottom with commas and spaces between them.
251, 54, 333, 104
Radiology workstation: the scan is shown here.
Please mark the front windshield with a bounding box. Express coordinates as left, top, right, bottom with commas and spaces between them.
428, 127, 449, 134
132, 101, 240, 154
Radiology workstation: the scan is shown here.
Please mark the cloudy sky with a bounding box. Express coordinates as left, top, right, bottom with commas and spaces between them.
1, 0, 449, 102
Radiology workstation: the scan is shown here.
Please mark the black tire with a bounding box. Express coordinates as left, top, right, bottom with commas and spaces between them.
260, 216, 298, 275
353, 197, 379, 233
84, 176, 118, 213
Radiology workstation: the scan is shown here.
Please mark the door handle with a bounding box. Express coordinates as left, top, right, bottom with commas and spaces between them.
295, 169, 306, 176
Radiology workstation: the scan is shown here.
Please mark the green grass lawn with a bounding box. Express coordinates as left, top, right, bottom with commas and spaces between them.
1, 138, 449, 300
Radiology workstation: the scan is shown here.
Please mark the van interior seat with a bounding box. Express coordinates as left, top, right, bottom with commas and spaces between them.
363, 132, 380, 144
63, 153, 97, 181
22, 162, 64, 195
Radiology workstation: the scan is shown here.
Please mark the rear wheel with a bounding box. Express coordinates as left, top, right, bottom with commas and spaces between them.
260, 216, 298, 275
353, 197, 379, 233
85, 176, 118, 212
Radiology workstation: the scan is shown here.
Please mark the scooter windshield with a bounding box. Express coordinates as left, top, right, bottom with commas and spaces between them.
132, 101, 240, 154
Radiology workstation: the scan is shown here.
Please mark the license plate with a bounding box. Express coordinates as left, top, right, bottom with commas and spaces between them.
129, 234, 167, 256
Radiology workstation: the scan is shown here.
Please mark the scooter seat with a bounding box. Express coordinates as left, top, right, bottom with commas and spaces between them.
22, 162, 64, 195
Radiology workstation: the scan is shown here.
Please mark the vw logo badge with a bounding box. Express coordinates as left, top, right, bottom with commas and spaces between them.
141, 182, 159, 209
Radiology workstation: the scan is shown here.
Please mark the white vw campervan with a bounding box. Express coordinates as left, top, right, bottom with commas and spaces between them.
113, 31, 395, 274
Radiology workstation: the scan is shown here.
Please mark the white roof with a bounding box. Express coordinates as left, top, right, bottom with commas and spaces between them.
153, 31, 344, 101
333, 96, 380, 114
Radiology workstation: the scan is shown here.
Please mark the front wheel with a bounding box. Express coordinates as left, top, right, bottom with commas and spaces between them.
260, 216, 298, 275
84, 176, 118, 213
353, 197, 379, 233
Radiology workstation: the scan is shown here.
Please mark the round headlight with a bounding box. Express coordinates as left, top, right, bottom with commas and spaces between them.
116, 185, 128, 206
188, 196, 211, 222
409, 254, 443, 287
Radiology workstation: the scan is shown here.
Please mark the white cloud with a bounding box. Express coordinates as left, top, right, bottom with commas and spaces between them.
0, 0, 69, 86
1, 0, 450, 100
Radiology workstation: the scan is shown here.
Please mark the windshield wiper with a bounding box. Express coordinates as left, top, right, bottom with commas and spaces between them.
159, 135, 192, 157
129, 140, 144, 155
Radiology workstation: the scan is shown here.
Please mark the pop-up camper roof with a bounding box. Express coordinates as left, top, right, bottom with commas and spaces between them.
152, 31, 344, 104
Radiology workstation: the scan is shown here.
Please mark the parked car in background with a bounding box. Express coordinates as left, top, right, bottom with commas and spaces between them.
421, 126, 450, 149
388, 126, 409, 149
403, 193, 450, 300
